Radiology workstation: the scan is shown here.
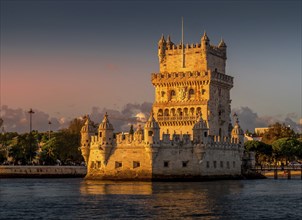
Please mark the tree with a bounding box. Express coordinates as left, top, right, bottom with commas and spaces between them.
261, 122, 296, 144
8, 133, 38, 164
0, 132, 18, 163
37, 137, 58, 165
272, 138, 302, 163
66, 117, 86, 134
244, 140, 272, 165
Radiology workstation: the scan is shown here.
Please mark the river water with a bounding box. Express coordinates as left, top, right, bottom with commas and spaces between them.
0, 178, 301, 219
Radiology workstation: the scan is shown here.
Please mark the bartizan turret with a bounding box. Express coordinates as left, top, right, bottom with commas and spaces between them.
98, 113, 114, 165
193, 113, 209, 162
201, 31, 210, 51
144, 112, 160, 160
193, 113, 209, 144
231, 113, 244, 144
218, 38, 227, 58
80, 115, 95, 165
158, 34, 166, 63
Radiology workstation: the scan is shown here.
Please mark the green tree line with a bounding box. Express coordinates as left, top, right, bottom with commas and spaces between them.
0, 118, 86, 165
244, 123, 302, 166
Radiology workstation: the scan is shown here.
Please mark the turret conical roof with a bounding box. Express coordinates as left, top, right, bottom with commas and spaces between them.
218, 38, 227, 48
193, 113, 208, 130
144, 112, 160, 129
98, 113, 114, 130
231, 113, 243, 135
201, 31, 210, 41
81, 115, 95, 133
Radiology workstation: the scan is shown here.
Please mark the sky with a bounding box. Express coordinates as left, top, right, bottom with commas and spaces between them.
0, 0, 301, 133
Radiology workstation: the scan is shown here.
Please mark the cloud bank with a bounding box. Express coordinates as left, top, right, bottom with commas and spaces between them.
232, 106, 301, 133
1, 104, 300, 134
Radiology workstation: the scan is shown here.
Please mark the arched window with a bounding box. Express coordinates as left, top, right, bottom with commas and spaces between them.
184, 108, 188, 116
171, 108, 176, 116
164, 109, 169, 116
177, 108, 182, 116
148, 131, 153, 136
158, 109, 163, 116
171, 90, 176, 97
196, 107, 201, 115
190, 107, 195, 116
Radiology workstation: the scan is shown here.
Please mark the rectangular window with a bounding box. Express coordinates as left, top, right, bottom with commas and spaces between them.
233, 161, 236, 168
97, 161, 101, 169
164, 161, 169, 168
115, 161, 122, 169
133, 161, 140, 169
90, 161, 95, 169
213, 161, 217, 168
182, 161, 189, 168
206, 161, 210, 168
227, 161, 230, 169
220, 161, 223, 168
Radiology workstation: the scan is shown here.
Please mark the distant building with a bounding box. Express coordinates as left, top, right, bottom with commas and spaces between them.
81, 32, 246, 180
244, 134, 262, 143
255, 127, 269, 136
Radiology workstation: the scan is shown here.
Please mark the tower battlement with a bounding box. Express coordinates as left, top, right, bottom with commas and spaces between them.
158, 33, 227, 74
163, 42, 226, 58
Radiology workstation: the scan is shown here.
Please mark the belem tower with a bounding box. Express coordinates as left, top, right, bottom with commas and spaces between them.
80, 32, 246, 180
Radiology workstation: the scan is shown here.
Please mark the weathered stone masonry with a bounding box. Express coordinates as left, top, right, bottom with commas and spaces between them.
81, 32, 244, 180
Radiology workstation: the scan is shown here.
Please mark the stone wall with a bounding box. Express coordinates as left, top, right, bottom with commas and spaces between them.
86, 142, 243, 180
87, 144, 152, 180
152, 145, 242, 178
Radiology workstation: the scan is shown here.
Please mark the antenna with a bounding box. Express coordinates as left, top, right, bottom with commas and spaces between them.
181, 16, 185, 68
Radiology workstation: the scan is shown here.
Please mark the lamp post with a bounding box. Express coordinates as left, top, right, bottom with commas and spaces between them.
48, 121, 52, 140
28, 108, 35, 133
28, 108, 35, 164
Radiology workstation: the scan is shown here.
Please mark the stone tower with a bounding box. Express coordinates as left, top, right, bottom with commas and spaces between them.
152, 32, 233, 138
80, 115, 95, 165
231, 113, 244, 144
97, 113, 114, 165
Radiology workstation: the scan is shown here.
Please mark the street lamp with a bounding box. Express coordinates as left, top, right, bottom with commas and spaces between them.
48, 121, 52, 140
28, 108, 35, 133
28, 108, 35, 164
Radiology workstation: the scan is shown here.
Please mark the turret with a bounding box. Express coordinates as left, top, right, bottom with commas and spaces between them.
158, 34, 166, 63
231, 113, 244, 144
193, 113, 209, 143
166, 35, 174, 48
98, 112, 114, 145
80, 115, 95, 165
201, 31, 210, 51
218, 38, 227, 57
144, 112, 160, 145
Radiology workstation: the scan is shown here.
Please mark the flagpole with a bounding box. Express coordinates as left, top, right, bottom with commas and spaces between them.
182, 17, 185, 68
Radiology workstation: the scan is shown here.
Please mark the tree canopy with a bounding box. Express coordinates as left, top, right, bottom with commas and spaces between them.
261, 122, 296, 144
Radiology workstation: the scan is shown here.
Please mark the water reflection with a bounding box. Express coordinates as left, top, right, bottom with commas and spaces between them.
79, 180, 245, 219
1, 179, 301, 219
80, 180, 153, 195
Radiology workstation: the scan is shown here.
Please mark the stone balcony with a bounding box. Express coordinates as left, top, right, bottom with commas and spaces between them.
157, 115, 198, 122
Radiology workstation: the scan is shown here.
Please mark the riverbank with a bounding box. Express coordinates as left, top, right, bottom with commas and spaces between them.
0, 165, 87, 178
263, 170, 302, 179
